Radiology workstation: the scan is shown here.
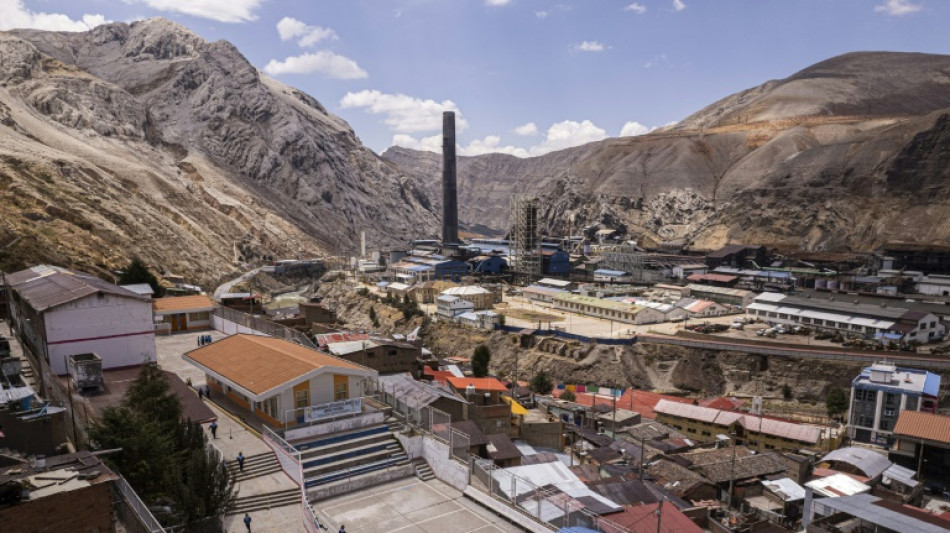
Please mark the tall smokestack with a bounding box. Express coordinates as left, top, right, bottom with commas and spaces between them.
442, 111, 459, 246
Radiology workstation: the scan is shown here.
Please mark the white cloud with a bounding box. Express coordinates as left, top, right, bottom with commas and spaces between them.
620, 121, 651, 137
264, 51, 368, 79
874, 0, 921, 16
485, 0, 511, 5
392, 134, 443, 153
530, 120, 607, 156
460, 136, 529, 157
673, 0, 687, 11
123, 0, 264, 23
514, 122, 538, 136
0, 1, 109, 31
624, 3, 647, 14
644, 53, 668, 68
276, 17, 337, 47
341, 90, 468, 133
535, 10, 549, 18
576, 41, 607, 52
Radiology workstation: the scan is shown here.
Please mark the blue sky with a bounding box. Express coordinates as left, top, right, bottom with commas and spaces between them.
2, 0, 947, 156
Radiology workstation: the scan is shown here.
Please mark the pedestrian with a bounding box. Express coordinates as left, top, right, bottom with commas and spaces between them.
244, 512, 252, 532
205, 385, 211, 399
237, 451, 245, 472
197, 335, 202, 347
209, 420, 218, 439
338, 525, 345, 533
197, 387, 203, 399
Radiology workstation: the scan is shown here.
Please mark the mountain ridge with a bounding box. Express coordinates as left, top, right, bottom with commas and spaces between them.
384, 51, 950, 252
0, 19, 439, 284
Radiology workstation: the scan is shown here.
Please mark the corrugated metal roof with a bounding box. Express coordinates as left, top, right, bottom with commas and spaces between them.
685, 284, 754, 297
882, 464, 918, 487
893, 410, 950, 444
806, 472, 871, 497
762, 477, 806, 501
327, 340, 378, 356
813, 493, 950, 533
8, 265, 150, 312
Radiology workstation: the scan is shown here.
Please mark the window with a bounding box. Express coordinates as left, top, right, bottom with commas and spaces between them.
883, 408, 896, 417
335, 380, 348, 401
188, 311, 210, 321
701, 431, 711, 436
295, 389, 309, 409
885, 393, 897, 406
905, 396, 919, 411
855, 389, 875, 402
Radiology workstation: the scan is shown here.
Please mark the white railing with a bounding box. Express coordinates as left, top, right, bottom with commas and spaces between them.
262, 425, 302, 485
115, 475, 166, 533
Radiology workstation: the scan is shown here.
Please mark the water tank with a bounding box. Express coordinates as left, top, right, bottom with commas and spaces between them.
68, 353, 103, 390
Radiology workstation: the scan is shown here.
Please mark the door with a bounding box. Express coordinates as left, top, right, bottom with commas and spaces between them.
176, 314, 187, 332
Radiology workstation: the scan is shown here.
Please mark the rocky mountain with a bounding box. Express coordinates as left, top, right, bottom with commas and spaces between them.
0, 19, 438, 284
385, 52, 950, 252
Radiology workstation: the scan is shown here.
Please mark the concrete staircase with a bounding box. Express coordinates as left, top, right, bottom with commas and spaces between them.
225, 452, 282, 482
228, 488, 300, 515
289, 423, 408, 488
413, 459, 435, 482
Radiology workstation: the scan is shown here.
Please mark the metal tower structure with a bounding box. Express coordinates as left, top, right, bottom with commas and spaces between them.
509, 194, 542, 278
601, 243, 646, 281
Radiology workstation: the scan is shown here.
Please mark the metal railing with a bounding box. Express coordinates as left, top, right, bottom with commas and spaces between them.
212, 307, 317, 349
115, 475, 166, 533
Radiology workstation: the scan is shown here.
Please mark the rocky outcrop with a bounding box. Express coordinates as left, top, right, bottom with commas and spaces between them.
386, 52, 950, 252
0, 19, 438, 284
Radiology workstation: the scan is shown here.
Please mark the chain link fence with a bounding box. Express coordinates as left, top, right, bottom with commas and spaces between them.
212, 307, 317, 349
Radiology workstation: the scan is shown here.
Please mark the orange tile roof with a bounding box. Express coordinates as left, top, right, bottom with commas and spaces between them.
184, 334, 365, 396
445, 376, 509, 392
893, 410, 950, 445
153, 294, 215, 312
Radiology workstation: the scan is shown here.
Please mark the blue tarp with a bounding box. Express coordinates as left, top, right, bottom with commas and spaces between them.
874, 332, 903, 340
924, 372, 942, 397
594, 269, 627, 277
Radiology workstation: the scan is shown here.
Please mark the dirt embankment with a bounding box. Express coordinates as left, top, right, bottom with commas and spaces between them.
317, 282, 425, 336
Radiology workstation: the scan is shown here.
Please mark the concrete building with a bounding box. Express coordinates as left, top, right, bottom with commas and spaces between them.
441, 286, 495, 310
653, 399, 828, 451
676, 298, 731, 318
522, 284, 566, 303
672, 263, 709, 280
152, 294, 214, 333
324, 337, 421, 374
409, 280, 458, 304
0, 451, 120, 532
436, 295, 475, 319
915, 275, 950, 296
848, 363, 940, 446
542, 250, 570, 276
553, 293, 666, 325
5, 265, 156, 375
445, 376, 512, 435
389, 254, 471, 282
889, 410, 950, 488
747, 293, 947, 344
685, 283, 756, 308
593, 269, 631, 283
183, 334, 377, 427
469, 254, 506, 274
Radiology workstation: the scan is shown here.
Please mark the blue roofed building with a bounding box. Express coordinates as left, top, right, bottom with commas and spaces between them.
389, 254, 471, 282
469, 254, 507, 274
848, 362, 940, 446
542, 249, 570, 276
593, 269, 630, 282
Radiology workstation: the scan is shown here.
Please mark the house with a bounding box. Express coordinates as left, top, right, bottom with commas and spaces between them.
808, 493, 949, 533
653, 399, 828, 451
486, 433, 523, 467
538, 278, 575, 291
597, 409, 642, 434
441, 286, 495, 310
676, 298, 730, 318
916, 275, 950, 297
183, 334, 377, 427
693, 452, 790, 501
299, 301, 337, 327
848, 363, 940, 445
685, 284, 755, 308
217, 292, 263, 313
5, 265, 156, 375
409, 280, 458, 304
747, 293, 947, 344
0, 451, 120, 532
324, 337, 421, 374
153, 294, 215, 333
445, 376, 512, 435
436, 295, 475, 319
522, 284, 567, 303
553, 293, 666, 325
644, 458, 717, 501
686, 273, 739, 287
384, 282, 412, 298
378, 374, 467, 425
889, 410, 950, 489
456, 310, 500, 329
599, 501, 703, 533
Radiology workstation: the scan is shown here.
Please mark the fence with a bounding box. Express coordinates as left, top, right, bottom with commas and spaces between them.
375, 383, 644, 533
212, 307, 317, 349
262, 425, 302, 485
114, 475, 166, 533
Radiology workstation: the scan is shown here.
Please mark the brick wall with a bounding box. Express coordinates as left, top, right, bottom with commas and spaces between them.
0, 481, 114, 532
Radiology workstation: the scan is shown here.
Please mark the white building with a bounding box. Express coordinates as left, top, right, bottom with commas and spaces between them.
440, 286, 494, 309
672, 264, 709, 280
5, 265, 156, 375
916, 275, 950, 297
676, 298, 730, 318
437, 295, 475, 319
848, 363, 940, 446
747, 293, 946, 343
553, 293, 666, 325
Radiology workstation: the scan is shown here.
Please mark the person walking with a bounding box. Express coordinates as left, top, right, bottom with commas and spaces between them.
243, 512, 252, 532
209, 420, 218, 439
237, 451, 245, 472
338, 525, 345, 533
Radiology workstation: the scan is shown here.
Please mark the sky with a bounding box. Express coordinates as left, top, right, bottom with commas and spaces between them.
1, 0, 947, 157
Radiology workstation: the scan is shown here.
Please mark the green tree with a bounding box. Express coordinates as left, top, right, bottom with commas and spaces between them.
560, 390, 576, 402
782, 384, 793, 400
369, 306, 379, 327
530, 370, 554, 395
118, 257, 165, 297
826, 387, 849, 418
88, 365, 235, 526
472, 344, 491, 377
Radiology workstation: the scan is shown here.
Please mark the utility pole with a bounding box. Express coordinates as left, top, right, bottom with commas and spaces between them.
639, 436, 646, 481
655, 498, 664, 533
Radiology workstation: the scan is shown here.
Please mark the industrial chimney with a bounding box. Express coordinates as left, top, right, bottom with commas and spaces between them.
442, 111, 459, 246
